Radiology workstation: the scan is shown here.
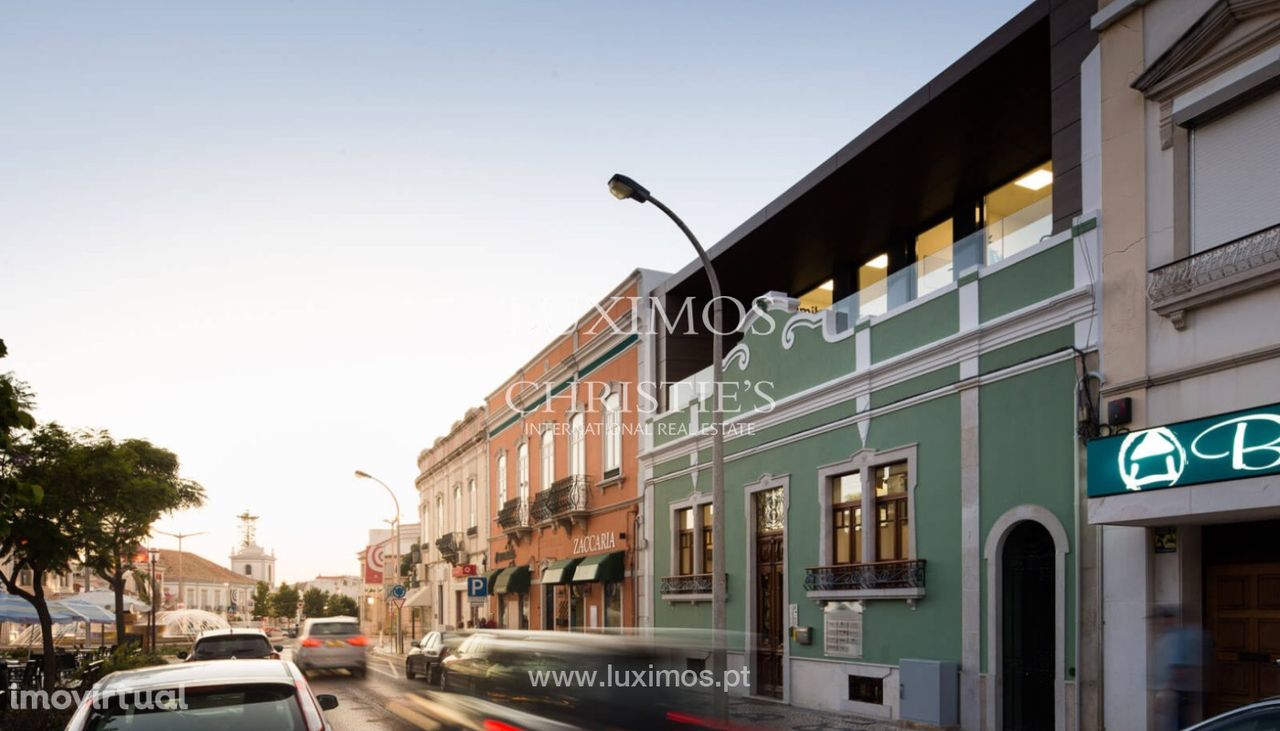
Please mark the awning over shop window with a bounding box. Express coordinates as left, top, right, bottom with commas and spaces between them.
494, 565, 531, 594
483, 568, 504, 593
571, 551, 625, 583
405, 587, 431, 608
540, 558, 582, 585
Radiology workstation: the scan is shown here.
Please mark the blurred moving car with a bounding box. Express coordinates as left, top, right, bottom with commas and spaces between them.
1185, 698, 1280, 730
428, 630, 744, 730
177, 628, 284, 662
405, 629, 467, 684
294, 616, 368, 678
64, 659, 339, 730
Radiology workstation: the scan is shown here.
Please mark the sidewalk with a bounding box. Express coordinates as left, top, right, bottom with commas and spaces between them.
728, 697, 898, 731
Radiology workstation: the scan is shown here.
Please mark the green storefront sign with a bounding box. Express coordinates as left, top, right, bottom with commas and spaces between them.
1087, 402, 1280, 497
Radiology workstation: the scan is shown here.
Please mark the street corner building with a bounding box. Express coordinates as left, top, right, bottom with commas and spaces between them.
637, 0, 1099, 727
413, 405, 491, 630
484, 269, 670, 632
1087, 0, 1280, 726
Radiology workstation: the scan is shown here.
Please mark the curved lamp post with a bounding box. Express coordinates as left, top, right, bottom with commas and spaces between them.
608, 174, 727, 717
355, 470, 403, 654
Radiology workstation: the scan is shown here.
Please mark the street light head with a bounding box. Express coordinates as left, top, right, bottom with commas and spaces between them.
354, 470, 371, 479
607, 174, 650, 204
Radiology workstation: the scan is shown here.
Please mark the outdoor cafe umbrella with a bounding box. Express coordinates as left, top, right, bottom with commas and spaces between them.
0, 591, 75, 624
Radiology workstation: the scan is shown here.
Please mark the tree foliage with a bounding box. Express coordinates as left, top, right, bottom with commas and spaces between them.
324, 593, 358, 618
301, 587, 328, 618
251, 580, 272, 619
78, 433, 205, 641
0, 339, 41, 540
271, 582, 300, 619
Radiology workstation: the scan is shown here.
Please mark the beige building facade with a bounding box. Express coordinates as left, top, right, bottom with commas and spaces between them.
1090, 0, 1280, 726
413, 406, 490, 630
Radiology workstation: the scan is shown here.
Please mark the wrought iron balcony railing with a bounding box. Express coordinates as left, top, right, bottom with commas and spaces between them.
497, 497, 531, 532
531, 490, 555, 524
434, 531, 465, 565
803, 559, 926, 593
1148, 224, 1280, 328
660, 574, 713, 596
547, 475, 589, 517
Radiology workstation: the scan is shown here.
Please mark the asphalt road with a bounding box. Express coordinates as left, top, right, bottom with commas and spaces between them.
283, 645, 428, 731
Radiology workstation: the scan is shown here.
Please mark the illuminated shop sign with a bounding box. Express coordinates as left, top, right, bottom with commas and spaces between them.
1087, 402, 1280, 497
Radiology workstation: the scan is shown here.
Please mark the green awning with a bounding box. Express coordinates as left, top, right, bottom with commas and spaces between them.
540, 558, 582, 585
571, 551, 625, 583
483, 568, 504, 595
494, 565, 531, 594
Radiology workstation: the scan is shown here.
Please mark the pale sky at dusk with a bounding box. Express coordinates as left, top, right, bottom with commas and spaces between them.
1, 0, 1030, 582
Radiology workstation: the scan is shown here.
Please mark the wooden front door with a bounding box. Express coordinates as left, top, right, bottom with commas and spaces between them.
1206, 563, 1280, 715
755, 530, 785, 698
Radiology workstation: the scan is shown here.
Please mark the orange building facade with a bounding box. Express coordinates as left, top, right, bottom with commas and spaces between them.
483, 269, 666, 631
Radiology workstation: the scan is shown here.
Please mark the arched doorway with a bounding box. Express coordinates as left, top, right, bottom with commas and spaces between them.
1001, 521, 1055, 730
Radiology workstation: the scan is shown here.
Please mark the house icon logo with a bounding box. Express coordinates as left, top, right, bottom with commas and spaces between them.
1118, 427, 1187, 492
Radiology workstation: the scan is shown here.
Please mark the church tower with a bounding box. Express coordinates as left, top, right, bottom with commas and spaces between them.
229, 511, 276, 587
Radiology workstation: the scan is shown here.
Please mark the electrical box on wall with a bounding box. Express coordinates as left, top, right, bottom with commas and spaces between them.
1107, 396, 1132, 425
790, 626, 812, 645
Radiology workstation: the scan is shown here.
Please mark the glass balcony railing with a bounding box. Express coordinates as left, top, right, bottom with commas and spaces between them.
657, 198, 1054, 413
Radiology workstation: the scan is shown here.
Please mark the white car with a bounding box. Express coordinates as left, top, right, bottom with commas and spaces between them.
64, 659, 339, 730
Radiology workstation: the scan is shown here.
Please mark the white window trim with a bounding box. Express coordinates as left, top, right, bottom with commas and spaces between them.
468, 478, 477, 530
540, 426, 555, 491
663, 491, 714, 603
496, 451, 508, 506
569, 412, 586, 477
517, 442, 530, 500
601, 385, 623, 483
812, 444, 921, 602
453, 484, 463, 533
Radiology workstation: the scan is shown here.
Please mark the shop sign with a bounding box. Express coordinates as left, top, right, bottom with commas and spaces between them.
494, 549, 516, 562
1087, 402, 1280, 497
572, 531, 617, 555
452, 564, 478, 578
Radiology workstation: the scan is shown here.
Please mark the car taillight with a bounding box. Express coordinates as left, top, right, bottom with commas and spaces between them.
301, 638, 321, 648
483, 721, 526, 731
346, 635, 369, 647
294, 679, 325, 731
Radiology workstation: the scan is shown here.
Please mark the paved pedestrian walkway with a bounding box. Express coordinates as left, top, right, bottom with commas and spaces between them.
728, 697, 899, 731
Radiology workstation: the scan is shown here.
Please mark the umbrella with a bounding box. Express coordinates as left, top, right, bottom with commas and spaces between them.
54, 598, 116, 623
0, 592, 75, 624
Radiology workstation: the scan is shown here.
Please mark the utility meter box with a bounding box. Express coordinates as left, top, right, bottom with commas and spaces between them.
899, 658, 958, 726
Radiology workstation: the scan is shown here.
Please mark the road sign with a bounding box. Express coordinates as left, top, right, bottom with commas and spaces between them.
466, 576, 487, 599
389, 584, 407, 600
391, 598, 406, 610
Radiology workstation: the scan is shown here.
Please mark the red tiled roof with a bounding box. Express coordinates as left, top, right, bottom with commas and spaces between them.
155, 549, 257, 586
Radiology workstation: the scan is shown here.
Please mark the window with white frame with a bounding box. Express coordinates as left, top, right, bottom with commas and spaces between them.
496, 452, 507, 505
468, 479, 476, 528
453, 485, 462, 532
811, 446, 920, 599
603, 391, 621, 477
540, 429, 554, 490
517, 442, 529, 500
668, 495, 713, 578
569, 412, 585, 476
436, 495, 444, 535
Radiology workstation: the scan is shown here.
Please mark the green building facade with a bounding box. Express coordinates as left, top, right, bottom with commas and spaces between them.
640, 220, 1098, 726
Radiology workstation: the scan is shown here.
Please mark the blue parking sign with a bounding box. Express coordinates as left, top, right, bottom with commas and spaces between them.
467, 576, 487, 598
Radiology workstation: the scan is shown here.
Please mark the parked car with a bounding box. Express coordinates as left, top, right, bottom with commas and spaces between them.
405, 629, 467, 683
1185, 698, 1280, 730
64, 659, 339, 730
294, 615, 368, 678
177, 628, 283, 662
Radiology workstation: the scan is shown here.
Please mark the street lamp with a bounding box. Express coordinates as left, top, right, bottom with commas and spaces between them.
147, 547, 160, 651
355, 470, 403, 654
608, 173, 727, 717
155, 529, 206, 611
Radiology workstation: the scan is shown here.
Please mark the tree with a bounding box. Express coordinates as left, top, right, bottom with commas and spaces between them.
271, 582, 300, 620
324, 593, 358, 618
301, 587, 328, 618
0, 424, 98, 692
251, 581, 272, 620
0, 339, 41, 540
79, 433, 205, 643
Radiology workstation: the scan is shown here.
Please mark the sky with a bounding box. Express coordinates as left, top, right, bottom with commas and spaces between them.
1, 0, 1031, 583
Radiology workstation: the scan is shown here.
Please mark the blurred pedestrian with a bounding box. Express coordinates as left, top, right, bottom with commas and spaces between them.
1153, 605, 1206, 731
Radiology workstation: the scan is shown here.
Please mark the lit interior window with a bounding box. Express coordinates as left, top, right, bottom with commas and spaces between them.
984, 161, 1053, 262
797, 279, 834, 313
